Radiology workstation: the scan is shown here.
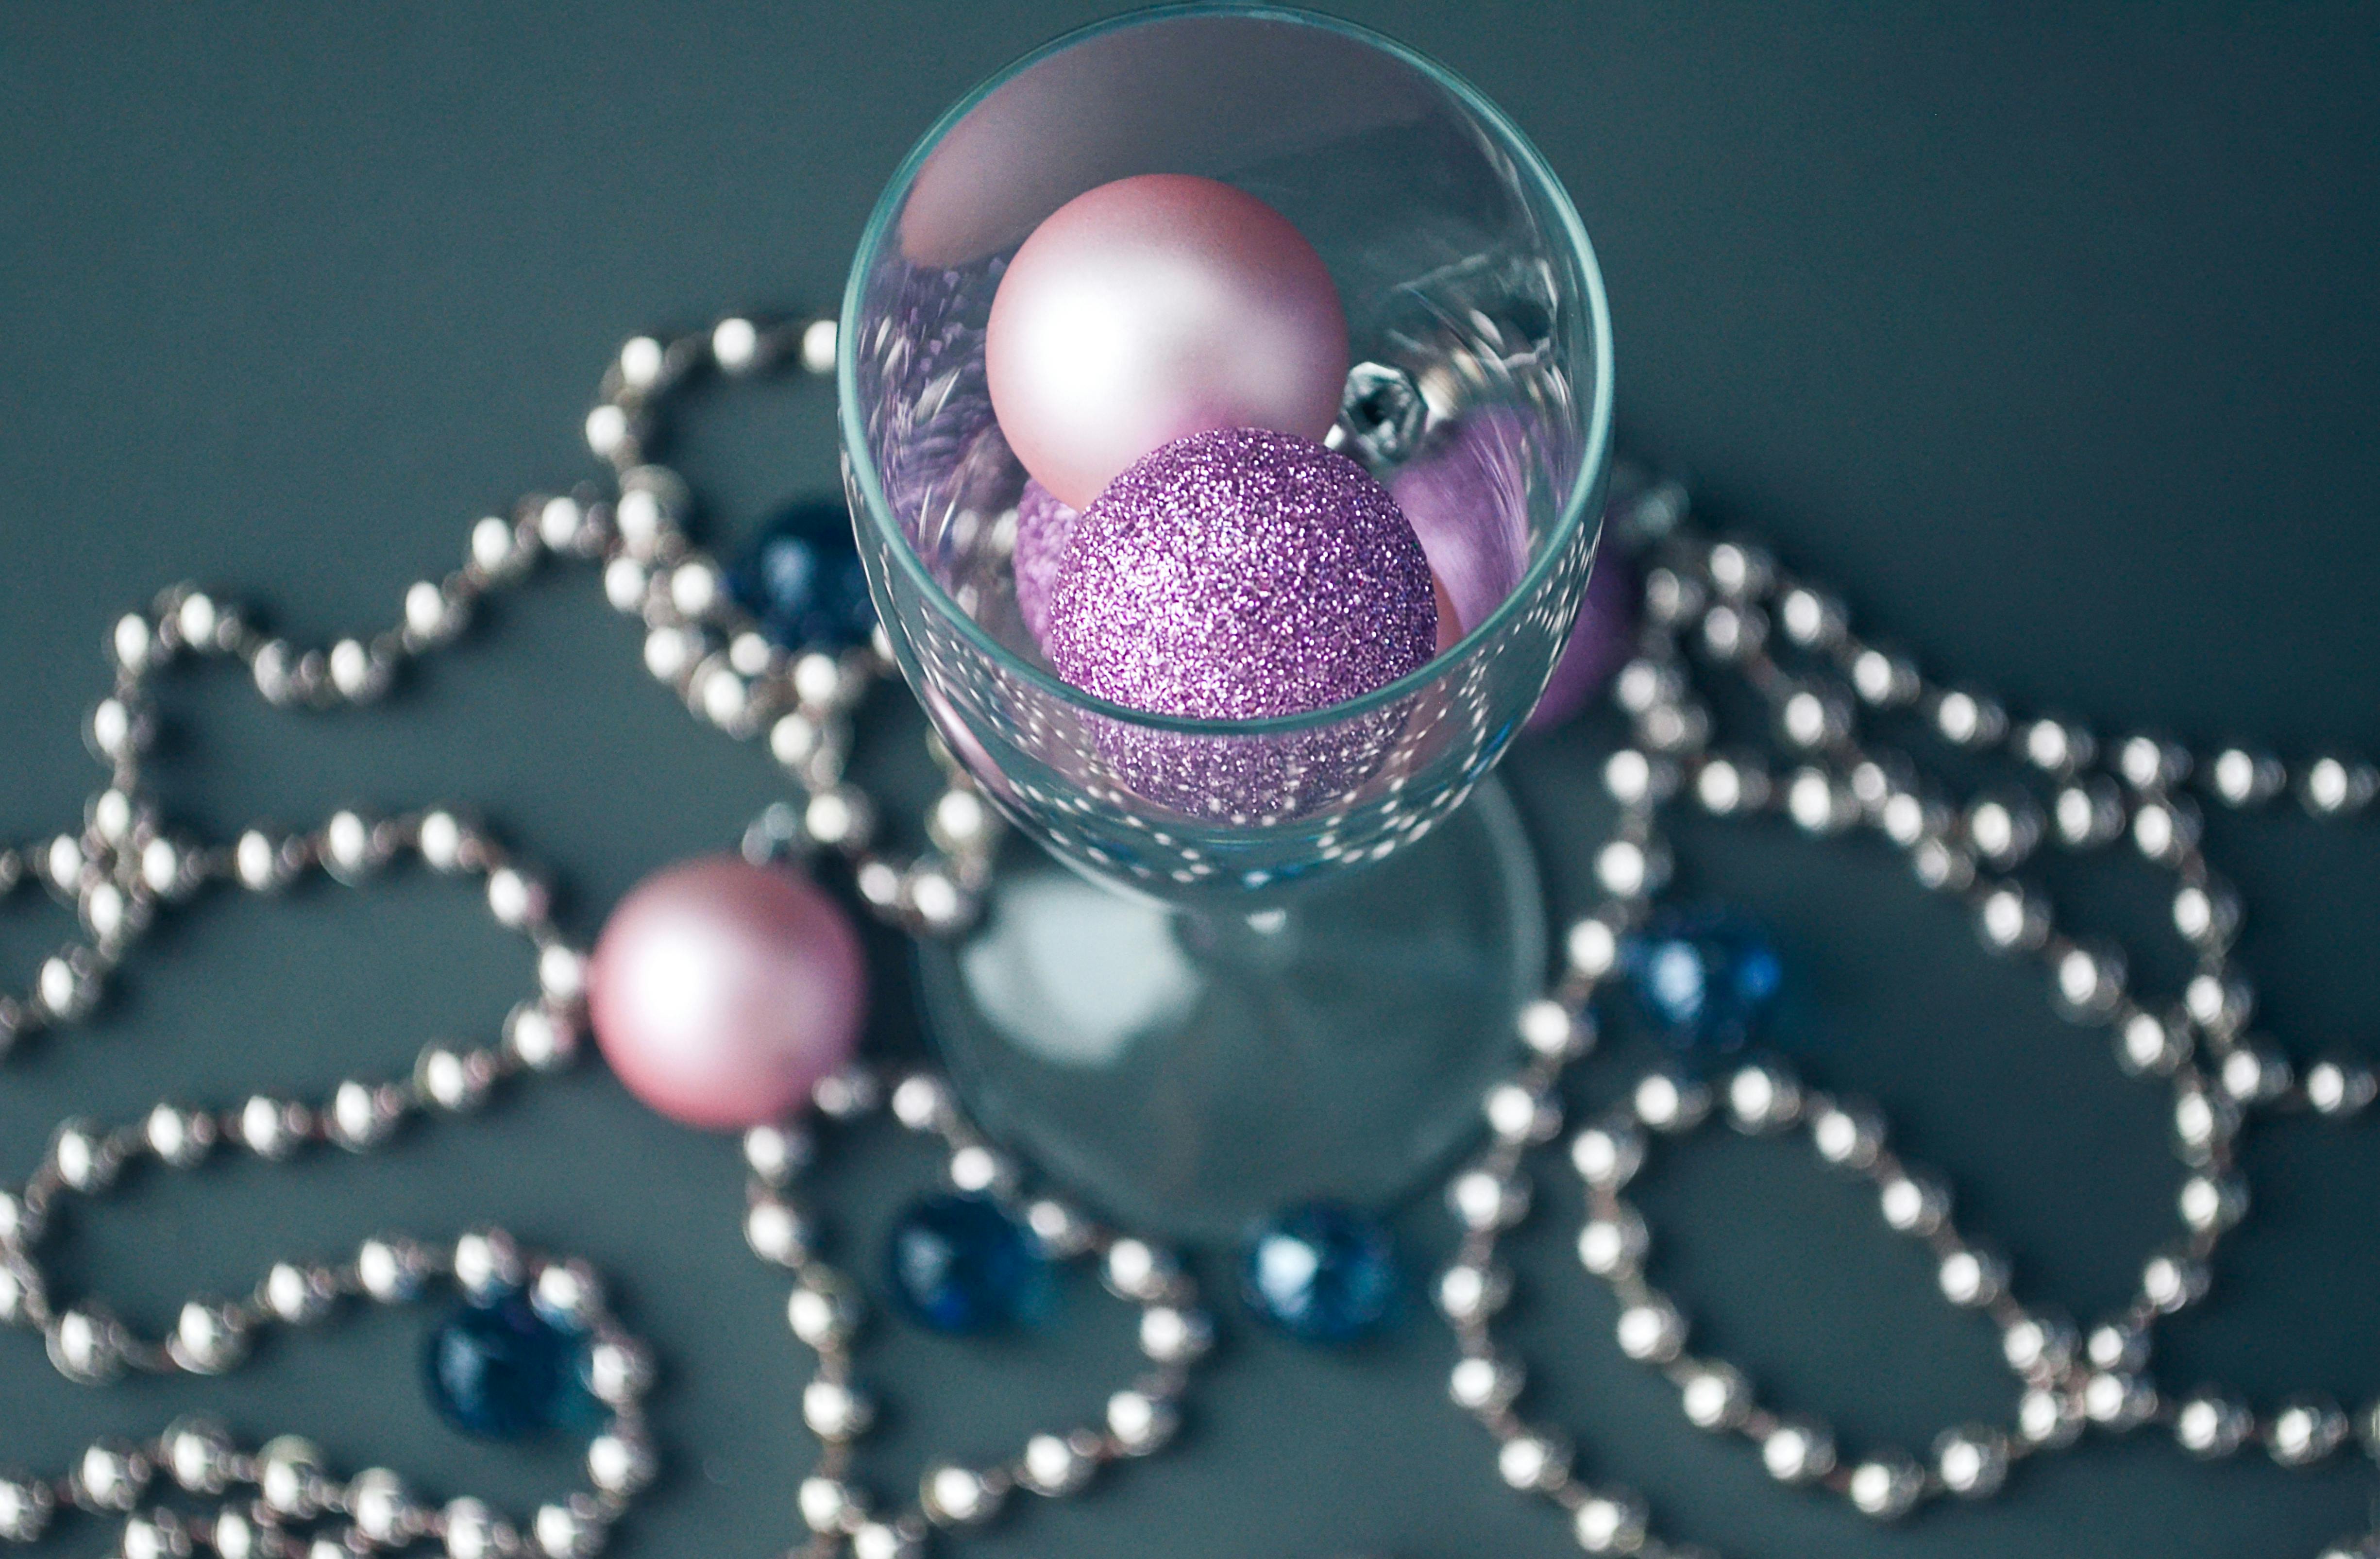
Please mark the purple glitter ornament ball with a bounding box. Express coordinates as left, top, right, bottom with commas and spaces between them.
1012, 478, 1079, 646
1044, 427, 1437, 720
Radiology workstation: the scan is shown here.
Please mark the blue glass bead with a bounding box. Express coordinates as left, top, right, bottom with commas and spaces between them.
1621, 909, 1783, 1058
886, 1193, 1052, 1335
422, 1292, 598, 1440
1242, 1202, 1399, 1344
728, 498, 877, 651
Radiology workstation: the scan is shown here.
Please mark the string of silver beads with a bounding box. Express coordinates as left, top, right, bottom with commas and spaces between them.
0, 1232, 650, 1559
743, 1068, 1207, 1559
1442, 476, 2380, 1557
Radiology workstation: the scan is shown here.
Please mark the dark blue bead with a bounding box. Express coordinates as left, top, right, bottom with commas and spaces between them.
886, 1194, 1052, 1335
422, 1292, 598, 1440
1242, 1202, 1399, 1343
728, 499, 877, 651
1622, 909, 1782, 1058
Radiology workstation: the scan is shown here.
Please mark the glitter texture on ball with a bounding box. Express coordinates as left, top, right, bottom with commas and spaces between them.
1044, 427, 1436, 720
1012, 478, 1079, 647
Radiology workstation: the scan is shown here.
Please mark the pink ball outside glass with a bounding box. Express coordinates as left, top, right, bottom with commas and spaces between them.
588, 855, 866, 1132
985, 173, 1349, 511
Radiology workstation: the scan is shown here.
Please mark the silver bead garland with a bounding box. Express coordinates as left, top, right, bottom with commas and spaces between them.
1442, 481, 2380, 1557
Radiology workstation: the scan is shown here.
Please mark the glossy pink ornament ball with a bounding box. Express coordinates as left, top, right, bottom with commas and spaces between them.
986, 173, 1349, 511
589, 855, 866, 1132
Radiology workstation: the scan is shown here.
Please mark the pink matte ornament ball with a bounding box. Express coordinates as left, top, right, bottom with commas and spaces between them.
986, 173, 1350, 511
588, 855, 866, 1132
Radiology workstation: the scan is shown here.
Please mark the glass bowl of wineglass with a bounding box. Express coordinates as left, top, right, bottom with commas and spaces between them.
840, 3, 1613, 1238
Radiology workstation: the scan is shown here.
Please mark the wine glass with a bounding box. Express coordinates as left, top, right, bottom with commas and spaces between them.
840, 3, 1613, 1238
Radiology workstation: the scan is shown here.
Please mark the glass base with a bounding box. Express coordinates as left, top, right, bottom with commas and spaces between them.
916, 780, 1544, 1241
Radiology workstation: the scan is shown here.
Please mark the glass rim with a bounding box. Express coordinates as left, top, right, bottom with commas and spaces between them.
838, 0, 1616, 740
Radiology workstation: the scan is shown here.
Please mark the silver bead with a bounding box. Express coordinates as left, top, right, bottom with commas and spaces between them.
2001, 1312, 2078, 1378
1912, 831, 1979, 895
329, 1080, 407, 1151
1436, 1263, 1511, 1325
920, 1464, 1007, 1527
1138, 1305, 1215, 1366
2054, 779, 2126, 846
1700, 603, 1767, 662
1107, 1389, 1178, 1455
418, 1043, 499, 1114
1932, 688, 2006, 747
2118, 733, 2192, 790
2175, 1085, 2241, 1164
2019, 1386, 2085, 1447
1878, 1172, 1951, 1236
2172, 881, 2241, 949
1571, 1121, 1643, 1188
1761, 1418, 1836, 1483
810, 1066, 881, 1118
1848, 1454, 1925, 1520
323, 809, 385, 881
1497, 1431, 1571, 1491
803, 1379, 875, 1440
587, 1431, 656, 1497
1632, 1070, 1708, 1133
453, 1230, 523, 1300
2271, 1395, 2349, 1466
1577, 1208, 1649, 1279
1019, 1433, 1097, 1497
1450, 1354, 1524, 1413
2308, 1056, 2378, 1117
264, 1262, 337, 1324
2303, 755, 2378, 817
1965, 794, 2042, 866
1514, 1000, 1589, 1061
51, 1118, 122, 1193
73, 1439, 151, 1511
2211, 747, 2286, 806
2175, 1392, 2252, 1458
0, 1474, 53, 1541
1778, 586, 1846, 649
1594, 837, 1670, 898
1725, 1063, 1802, 1132
442, 1497, 517, 1559
743, 1197, 812, 1267
852, 1522, 922, 1559
2178, 1172, 2248, 1235
789, 1273, 864, 1349
1786, 767, 1857, 834
1852, 647, 1921, 707
161, 1417, 236, 1495
49, 1306, 126, 1383
122, 1508, 191, 1559
2132, 797, 2202, 863
2218, 1043, 2292, 1105
1938, 1245, 2009, 1307
1976, 885, 2050, 954
257, 1437, 322, 1518
169, 1299, 250, 1373
1566, 915, 1623, 980
534, 1502, 600, 1559
1706, 540, 1775, 600
1573, 1489, 1648, 1554
2116, 1010, 2188, 1076
741, 1122, 812, 1186
797, 1475, 856, 1534
505, 1001, 579, 1073
2185, 971, 2254, 1034
1449, 1169, 1530, 1231
1485, 1082, 1562, 1144
1615, 1298, 1687, 1363
358, 1235, 435, 1303
351, 1469, 421, 1546
532, 1262, 603, 1330
2142, 1246, 2211, 1313
1933, 1425, 2008, 1497
1102, 1239, 1180, 1304
2083, 1370, 2158, 1428
1679, 1362, 1751, 1430
1026, 1199, 1096, 1258
1810, 1101, 1885, 1169
947, 1143, 1013, 1194
586, 1335, 654, 1406
236, 1095, 310, 1158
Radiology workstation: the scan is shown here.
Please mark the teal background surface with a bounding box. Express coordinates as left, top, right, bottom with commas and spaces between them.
2, 5, 2377, 1556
